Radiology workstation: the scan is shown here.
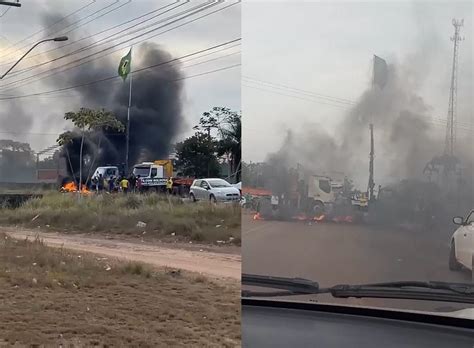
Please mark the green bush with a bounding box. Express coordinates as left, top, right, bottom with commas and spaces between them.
0, 192, 241, 245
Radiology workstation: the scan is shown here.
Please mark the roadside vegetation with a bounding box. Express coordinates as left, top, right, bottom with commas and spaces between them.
0, 192, 241, 245
0, 233, 240, 347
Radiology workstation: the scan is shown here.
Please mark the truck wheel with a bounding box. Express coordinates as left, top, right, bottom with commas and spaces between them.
312, 201, 325, 216
190, 193, 196, 202
449, 241, 461, 271
209, 194, 217, 204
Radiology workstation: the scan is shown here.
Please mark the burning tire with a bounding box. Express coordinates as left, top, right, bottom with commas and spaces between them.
449, 241, 461, 271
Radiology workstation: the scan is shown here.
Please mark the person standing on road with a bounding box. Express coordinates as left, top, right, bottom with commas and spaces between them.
120, 177, 129, 194
129, 174, 137, 193
98, 174, 104, 193
136, 175, 142, 193
108, 176, 115, 193
166, 177, 173, 195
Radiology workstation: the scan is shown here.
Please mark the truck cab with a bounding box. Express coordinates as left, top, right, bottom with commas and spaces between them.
306, 175, 335, 214
133, 162, 167, 188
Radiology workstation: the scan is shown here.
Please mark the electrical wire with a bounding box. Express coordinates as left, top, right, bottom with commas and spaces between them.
243, 76, 356, 105
4, 1, 215, 79
0, 1, 96, 56
0, 38, 241, 101
0, 1, 182, 68
0, 1, 237, 91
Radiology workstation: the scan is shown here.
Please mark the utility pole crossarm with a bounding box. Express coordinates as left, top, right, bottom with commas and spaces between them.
0, 1, 21, 7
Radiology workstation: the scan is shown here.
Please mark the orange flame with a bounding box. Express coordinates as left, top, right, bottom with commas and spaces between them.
313, 214, 325, 222
60, 182, 91, 194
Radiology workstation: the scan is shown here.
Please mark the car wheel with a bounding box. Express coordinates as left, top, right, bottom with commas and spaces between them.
210, 194, 217, 204
190, 193, 197, 202
449, 241, 461, 271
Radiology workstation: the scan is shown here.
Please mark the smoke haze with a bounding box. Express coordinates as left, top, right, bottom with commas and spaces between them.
36, 14, 185, 176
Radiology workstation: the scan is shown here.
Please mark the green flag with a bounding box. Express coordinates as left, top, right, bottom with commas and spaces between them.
118, 48, 132, 81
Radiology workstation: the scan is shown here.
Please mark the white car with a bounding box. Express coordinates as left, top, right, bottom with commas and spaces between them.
449, 209, 474, 276
189, 178, 240, 203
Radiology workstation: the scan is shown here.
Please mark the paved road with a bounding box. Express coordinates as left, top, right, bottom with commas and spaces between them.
243, 213, 472, 311
243, 214, 470, 284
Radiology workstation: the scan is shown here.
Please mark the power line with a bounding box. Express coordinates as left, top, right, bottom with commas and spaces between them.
0, 1, 182, 68
4, 1, 215, 79
243, 76, 356, 105
243, 83, 353, 110
0, 0, 107, 60
0, 45, 240, 101
0, 38, 241, 101
0, 1, 95, 56
60, 0, 133, 37
6, 0, 131, 60
0, 1, 237, 91
243, 80, 472, 128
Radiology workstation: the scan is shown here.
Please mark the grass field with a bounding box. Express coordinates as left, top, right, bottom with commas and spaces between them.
0, 192, 241, 245
0, 233, 240, 347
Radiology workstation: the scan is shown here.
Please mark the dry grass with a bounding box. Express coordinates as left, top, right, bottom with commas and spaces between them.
0, 192, 241, 245
0, 233, 240, 347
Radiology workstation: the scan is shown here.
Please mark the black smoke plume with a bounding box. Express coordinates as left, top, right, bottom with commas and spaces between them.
39, 14, 185, 179
260, 60, 473, 230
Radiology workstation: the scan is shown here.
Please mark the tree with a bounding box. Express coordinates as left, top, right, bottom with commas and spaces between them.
56, 131, 77, 185
58, 108, 124, 191
194, 107, 241, 182
0, 139, 35, 182
216, 109, 241, 182
175, 133, 220, 178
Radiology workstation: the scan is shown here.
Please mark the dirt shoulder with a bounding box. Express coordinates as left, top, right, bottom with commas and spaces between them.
2, 227, 241, 281
0, 233, 240, 347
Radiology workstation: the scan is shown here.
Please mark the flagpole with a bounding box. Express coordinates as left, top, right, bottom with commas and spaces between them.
125, 46, 133, 175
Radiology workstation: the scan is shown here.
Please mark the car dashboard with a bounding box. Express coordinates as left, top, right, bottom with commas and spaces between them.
242, 298, 474, 347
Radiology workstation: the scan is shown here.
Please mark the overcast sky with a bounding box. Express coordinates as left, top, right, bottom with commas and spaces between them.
242, 0, 473, 162
0, 0, 241, 154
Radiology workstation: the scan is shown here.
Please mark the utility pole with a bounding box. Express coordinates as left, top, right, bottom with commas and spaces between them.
368, 123, 375, 201
207, 126, 211, 177
444, 18, 464, 158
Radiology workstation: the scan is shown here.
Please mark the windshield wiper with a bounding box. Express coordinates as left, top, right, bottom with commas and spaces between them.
242, 274, 321, 297
242, 274, 474, 304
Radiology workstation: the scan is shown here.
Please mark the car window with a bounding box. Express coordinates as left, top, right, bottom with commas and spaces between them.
151, 168, 157, 177
318, 179, 331, 194
207, 179, 231, 188
467, 211, 474, 225
193, 180, 201, 187
201, 181, 210, 188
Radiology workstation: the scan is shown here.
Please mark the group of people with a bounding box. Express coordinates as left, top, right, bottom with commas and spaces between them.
90, 174, 174, 194
91, 173, 142, 193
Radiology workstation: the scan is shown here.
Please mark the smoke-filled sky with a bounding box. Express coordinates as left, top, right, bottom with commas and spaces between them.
242, 0, 473, 188
0, 0, 240, 156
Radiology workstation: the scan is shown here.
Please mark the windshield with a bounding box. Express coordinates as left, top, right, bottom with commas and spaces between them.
208, 179, 232, 188
242, 0, 474, 316
133, 167, 150, 177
